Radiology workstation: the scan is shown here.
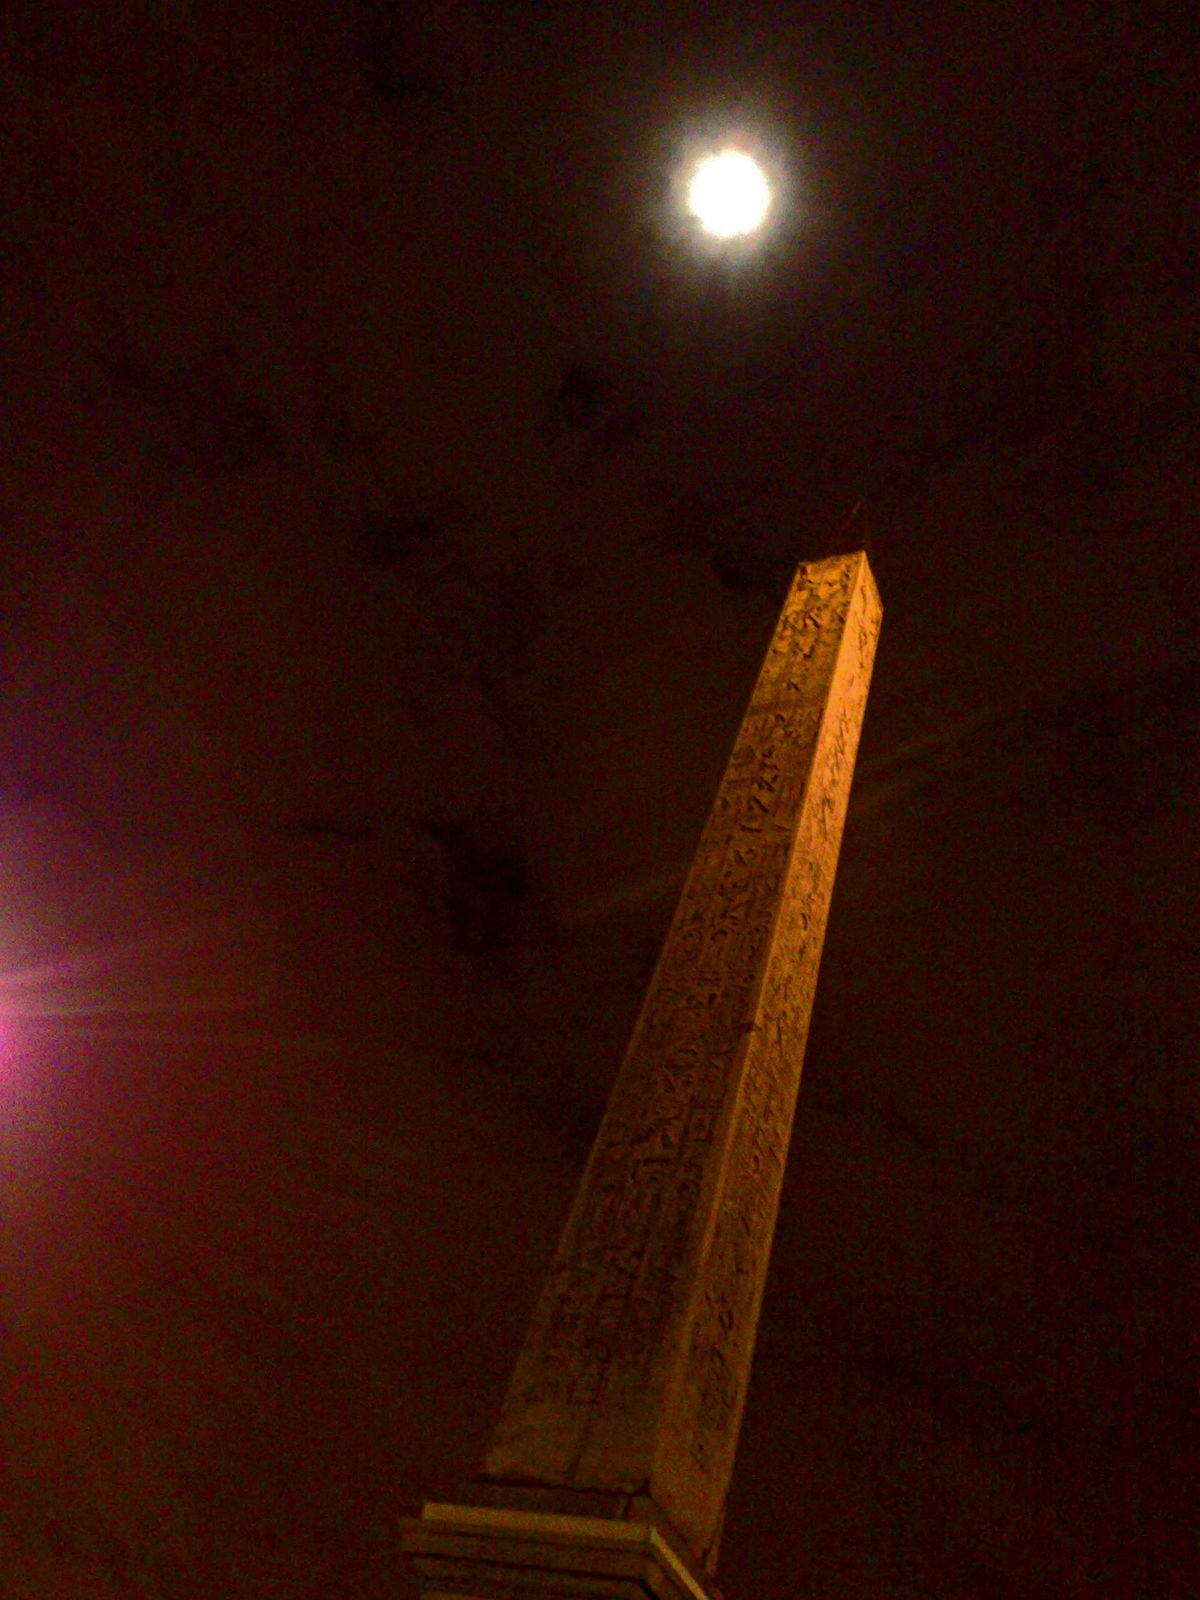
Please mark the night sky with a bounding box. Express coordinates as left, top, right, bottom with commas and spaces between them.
1, 4, 1197, 1597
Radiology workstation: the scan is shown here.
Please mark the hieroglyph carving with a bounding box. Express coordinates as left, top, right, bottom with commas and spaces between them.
484, 552, 882, 1569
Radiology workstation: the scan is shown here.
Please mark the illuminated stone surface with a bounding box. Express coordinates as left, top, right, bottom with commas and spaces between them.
404, 551, 881, 1596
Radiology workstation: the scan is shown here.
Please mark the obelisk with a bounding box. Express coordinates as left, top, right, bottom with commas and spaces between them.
404, 550, 882, 1600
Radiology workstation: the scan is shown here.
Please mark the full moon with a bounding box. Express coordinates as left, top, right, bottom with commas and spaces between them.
686, 149, 772, 239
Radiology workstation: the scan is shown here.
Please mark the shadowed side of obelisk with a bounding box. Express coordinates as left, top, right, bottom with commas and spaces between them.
403, 551, 881, 1599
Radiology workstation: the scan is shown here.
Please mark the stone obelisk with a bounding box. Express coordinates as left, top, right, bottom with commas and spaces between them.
404, 551, 882, 1600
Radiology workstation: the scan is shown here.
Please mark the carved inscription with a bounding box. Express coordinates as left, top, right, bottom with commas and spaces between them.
484, 553, 882, 1568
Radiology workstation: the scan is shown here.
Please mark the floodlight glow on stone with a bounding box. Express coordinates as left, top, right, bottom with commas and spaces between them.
686, 150, 771, 239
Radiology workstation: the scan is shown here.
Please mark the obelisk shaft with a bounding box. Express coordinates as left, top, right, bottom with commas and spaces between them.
480, 551, 882, 1571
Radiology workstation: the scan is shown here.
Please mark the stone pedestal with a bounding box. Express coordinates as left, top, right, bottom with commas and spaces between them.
404, 552, 881, 1596
402, 1503, 719, 1600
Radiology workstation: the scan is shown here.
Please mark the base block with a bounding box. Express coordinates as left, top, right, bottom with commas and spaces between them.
400, 1503, 721, 1600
